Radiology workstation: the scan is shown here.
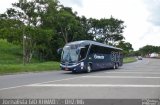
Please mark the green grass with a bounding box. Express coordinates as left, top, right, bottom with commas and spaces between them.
0, 39, 22, 64
123, 57, 137, 63
0, 39, 60, 75
0, 39, 38, 64
0, 62, 60, 75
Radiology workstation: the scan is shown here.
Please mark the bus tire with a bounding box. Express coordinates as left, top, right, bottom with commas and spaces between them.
72, 70, 77, 73
86, 64, 92, 73
115, 63, 119, 69
113, 63, 116, 69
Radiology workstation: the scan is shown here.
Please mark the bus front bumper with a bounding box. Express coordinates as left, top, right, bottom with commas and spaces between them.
60, 63, 85, 72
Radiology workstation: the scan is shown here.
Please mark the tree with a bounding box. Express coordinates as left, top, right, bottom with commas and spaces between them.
0, 0, 60, 62
78, 16, 93, 40
117, 41, 133, 56
88, 16, 125, 45
138, 45, 160, 56
55, 7, 93, 44
0, 0, 127, 61
0, 17, 23, 43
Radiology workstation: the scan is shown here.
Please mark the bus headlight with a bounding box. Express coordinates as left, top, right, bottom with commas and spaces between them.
81, 62, 84, 69
81, 62, 84, 67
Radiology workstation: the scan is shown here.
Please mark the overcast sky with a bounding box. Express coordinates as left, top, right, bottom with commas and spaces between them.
0, 0, 160, 50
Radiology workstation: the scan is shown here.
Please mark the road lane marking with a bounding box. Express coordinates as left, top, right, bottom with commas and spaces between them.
27, 84, 160, 88
33, 76, 82, 85
105, 72, 160, 74
0, 76, 83, 91
0, 85, 28, 91
82, 76, 160, 79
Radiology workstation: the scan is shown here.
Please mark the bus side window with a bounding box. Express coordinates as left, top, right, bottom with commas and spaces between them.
79, 45, 89, 61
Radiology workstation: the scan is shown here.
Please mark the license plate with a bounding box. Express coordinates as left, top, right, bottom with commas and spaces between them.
65, 68, 68, 71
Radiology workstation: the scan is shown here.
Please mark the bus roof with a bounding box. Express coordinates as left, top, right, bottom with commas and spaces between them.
66, 40, 122, 50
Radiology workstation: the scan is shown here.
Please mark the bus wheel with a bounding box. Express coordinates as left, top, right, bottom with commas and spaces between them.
113, 63, 116, 69
87, 64, 92, 73
72, 70, 77, 73
115, 63, 119, 69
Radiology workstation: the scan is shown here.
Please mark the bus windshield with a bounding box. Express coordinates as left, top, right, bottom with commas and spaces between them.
62, 45, 79, 63
61, 43, 89, 63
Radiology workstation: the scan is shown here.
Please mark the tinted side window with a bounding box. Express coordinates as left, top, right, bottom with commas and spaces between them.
90, 45, 112, 54
79, 45, 89, 60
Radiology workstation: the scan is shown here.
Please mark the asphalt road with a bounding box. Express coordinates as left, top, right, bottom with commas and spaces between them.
0, 58, 160, 99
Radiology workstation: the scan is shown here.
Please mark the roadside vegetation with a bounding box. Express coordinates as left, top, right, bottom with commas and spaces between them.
0, 39, 22, 64
0, 39, 59, 75
123, 57, 137, 63
0, 0, 133, 63
0, 0, 138, 75
0, 62, 60, 75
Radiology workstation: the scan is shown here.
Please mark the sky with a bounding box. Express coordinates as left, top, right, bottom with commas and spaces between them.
0, 0, 160, 50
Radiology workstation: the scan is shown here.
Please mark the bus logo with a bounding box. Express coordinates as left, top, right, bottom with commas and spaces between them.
94, 54, 104, 59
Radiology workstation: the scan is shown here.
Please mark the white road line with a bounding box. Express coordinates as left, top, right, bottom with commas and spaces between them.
119, 70, 157, 72
0, 85, 28, 91
82, 76, 160, 79
33, 76, 82, 85
0, 76, 83, 91
105, 72, 160, 74
27, 84, 160, 88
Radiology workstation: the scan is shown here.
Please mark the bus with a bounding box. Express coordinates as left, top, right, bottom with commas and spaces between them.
58, 40, 123, 73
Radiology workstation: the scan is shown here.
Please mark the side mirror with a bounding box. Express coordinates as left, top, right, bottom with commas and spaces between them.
57, 48, 62, 54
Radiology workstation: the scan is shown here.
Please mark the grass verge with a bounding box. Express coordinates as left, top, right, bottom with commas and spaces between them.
0, 57, 137, 75
0, 62, 60, 75
123, 57, 137, 63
